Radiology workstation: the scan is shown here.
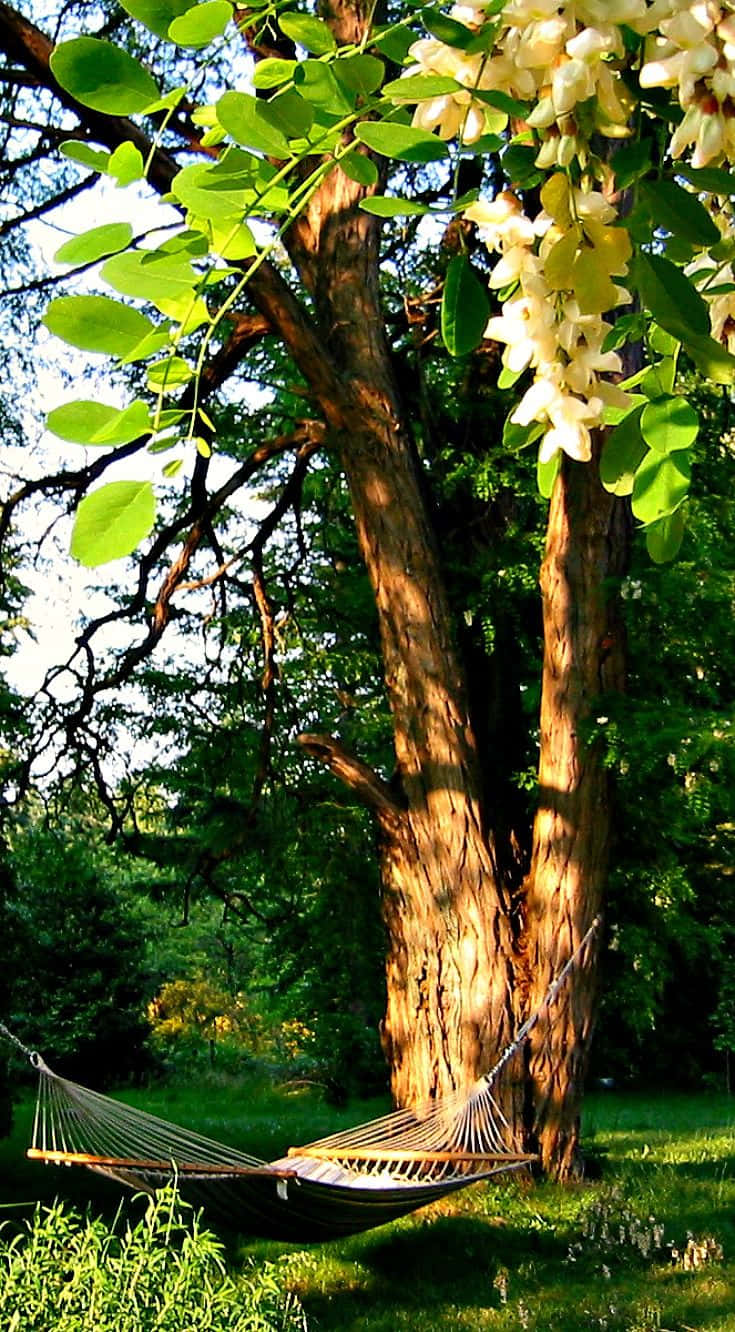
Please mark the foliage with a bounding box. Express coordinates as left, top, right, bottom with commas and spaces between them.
0, 1188, 307, 1331
25, 0, 735, 568
589, 374, 735, 1086
4, 815, 154, 1086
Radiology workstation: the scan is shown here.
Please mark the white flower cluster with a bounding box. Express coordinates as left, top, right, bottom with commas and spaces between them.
404, 0, 647, 154
466, 189, 631, 463
640, 1, 735, 164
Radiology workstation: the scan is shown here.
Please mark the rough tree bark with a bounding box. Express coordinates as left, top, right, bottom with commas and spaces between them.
522, 441, 630, 1175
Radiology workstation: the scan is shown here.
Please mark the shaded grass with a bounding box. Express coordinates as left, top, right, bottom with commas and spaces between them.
1, 1080, 734, 1330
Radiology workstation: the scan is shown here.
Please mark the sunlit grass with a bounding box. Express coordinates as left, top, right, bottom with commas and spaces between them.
1, 1079, 734, 1330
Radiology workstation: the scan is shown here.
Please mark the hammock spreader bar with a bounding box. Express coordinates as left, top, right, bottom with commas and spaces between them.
1, 916, 600, 1241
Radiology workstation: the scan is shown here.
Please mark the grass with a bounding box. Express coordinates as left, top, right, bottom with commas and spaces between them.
1, 1076, 734, 1331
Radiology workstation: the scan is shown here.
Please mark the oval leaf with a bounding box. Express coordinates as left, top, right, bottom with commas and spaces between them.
43, 295, 155, 357
640, 395, 699, 454
108, 141, 145, 186
50, 38, 159, 115
600, 406, 647, 496
360, 195, 429, 216
339, 150, 379, 187
646, 509, 686, 563
441, 254, 490, 357
383, 74, 461, 101
356, 121, 449, 163
632, 449, 691, 524
252, 58, 297, 90
278, 11, 336, 55
71, 480, 156, 566
54, 223, 133, 266
634, 252, 710, 340
168, 1, 233, 48
119, 0, 192, 39
640, 179, 720, 248
60, 141, 110, 172
216, 91, 291, 158
47, 399, 152, 446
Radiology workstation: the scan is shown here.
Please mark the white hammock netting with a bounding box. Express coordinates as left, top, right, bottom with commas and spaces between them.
6, 917, 599, 1240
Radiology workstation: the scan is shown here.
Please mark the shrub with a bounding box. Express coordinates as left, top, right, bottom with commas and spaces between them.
0, 1188, 307, 1331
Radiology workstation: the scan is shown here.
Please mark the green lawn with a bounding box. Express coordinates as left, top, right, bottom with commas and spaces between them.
1, 1079, 734, 1331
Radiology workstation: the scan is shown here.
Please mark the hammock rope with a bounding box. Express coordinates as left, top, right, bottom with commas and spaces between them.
1, 915, 600, 1240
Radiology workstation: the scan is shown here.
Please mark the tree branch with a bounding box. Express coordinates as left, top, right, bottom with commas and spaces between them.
297, 733, 406, 823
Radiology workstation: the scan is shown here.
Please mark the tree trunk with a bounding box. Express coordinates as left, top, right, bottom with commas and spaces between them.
286, 109, 519, 1108
522, 441, 629, 1176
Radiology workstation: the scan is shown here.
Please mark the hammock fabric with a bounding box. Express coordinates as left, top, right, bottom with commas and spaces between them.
2, 917, 598, 1242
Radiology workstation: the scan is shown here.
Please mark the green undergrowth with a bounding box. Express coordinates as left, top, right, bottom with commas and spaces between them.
1, 1081, 734, 1330
0, 1186, 306, 1331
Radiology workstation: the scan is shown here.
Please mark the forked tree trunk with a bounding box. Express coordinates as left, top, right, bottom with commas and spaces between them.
523, 442, 629, 1176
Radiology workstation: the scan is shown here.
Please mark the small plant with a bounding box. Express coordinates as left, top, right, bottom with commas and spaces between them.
670, 1233, 724, 1271
566, 1186, 667, 1269
0, 1188, 307, 1331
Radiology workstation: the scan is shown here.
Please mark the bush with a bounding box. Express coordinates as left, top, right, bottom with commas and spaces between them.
0, 1189, 307, 1331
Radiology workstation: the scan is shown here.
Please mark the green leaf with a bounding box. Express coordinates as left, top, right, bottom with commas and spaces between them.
356, 121, 449, 163
600, 311, 646, 353
50, 38, 159, 115
168, 1, 233, 47
685, 331, 735, 384
108, 141, 145, 187
71, 480, 156, 566
632, 448, 691, 523
382, 74, 461, 101
335, 54, 385, 97
162, 457, 184, 478
473, 88, 527, 118
339, 150, 379, 187
43, 295, 155, 357
208, 216, 256, 259
60, 141, 110, 173
217, 91, 291, 158
633, 252, 710, 339
422, 10, 474, 49
611, 139, 653, 189
501, 142, 544, 188
293, 61, 353, 115
119, 0, 191, 39
441, 254, 490, 356
640, 395, 698, 454
262, 89, 313, 138
646, 509, 685, 563
147, 356, 194, 391
100, 250, 204, 324
54, 223, 133, 266
278, 11, 336, 54
46, 399, 152, 446
600, 406, 647, 496
119, 324, 173, 364
359, 195, 429, 216
252, 58, 297, 90
537, 448, 560, 499
677, 163, 735, 195
372, 24, 416, 64
639, 179, 720, 248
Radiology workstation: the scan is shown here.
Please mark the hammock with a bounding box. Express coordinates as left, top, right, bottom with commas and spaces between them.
1, 919, 598, 1242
